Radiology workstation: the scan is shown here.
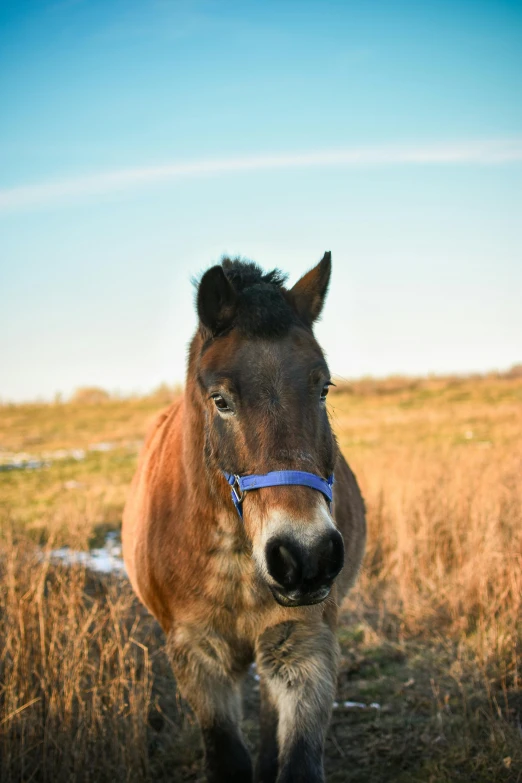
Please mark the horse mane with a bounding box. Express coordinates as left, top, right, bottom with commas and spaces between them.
219, 257, 298, 337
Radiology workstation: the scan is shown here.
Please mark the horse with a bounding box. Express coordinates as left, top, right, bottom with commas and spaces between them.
122, 252, 366, 783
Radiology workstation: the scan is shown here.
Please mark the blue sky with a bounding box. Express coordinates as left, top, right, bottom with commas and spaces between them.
1, 0, 521, 401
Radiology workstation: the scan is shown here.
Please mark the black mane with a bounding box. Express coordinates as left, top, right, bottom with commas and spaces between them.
220, 257, 298, 338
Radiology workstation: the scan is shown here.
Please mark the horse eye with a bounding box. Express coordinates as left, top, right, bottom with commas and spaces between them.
211, 394, 231, 412
320, 384, 330, 401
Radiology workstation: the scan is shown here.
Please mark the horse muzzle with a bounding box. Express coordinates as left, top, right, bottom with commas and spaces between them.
264, 528, 344, 607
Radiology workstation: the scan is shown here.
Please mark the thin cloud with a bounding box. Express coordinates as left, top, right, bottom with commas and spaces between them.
1, 139, 521, 212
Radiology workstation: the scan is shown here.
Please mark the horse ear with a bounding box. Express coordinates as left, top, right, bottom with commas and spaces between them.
197, 265, 238, 337
289, 251, 332, 326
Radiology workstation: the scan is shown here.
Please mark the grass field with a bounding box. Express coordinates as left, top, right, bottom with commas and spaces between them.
1, 373, 522, 782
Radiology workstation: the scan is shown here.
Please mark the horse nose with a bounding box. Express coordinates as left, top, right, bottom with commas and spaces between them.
265, 529, 344, 604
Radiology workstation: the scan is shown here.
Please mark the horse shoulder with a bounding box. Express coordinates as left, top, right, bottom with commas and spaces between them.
122, 397, 186, 621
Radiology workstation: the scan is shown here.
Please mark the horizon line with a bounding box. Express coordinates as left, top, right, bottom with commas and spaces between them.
2, 138, 522, 212
2, 362, 521, 405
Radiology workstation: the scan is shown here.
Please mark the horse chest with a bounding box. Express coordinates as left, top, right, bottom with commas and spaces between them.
203, 523, 267, 615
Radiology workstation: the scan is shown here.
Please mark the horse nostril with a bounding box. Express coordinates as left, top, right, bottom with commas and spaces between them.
266, 539, 301, 589
317, 528, 344, 581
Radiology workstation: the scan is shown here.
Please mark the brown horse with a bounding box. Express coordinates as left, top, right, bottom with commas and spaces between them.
122, 252, 366, 783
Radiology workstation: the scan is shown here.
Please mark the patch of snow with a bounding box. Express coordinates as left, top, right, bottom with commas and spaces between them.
64, 480, 84, 490
46, 531, 126, 575
88, 442, 115, 452
335, 701, 382, 710
0, 447, 86, 471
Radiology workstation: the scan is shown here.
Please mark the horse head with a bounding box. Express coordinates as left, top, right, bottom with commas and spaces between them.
193, 252, 344, 607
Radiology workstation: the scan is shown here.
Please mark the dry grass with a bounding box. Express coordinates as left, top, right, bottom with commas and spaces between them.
0, 531, 154, 782
1, 373, 522, 781
330, 374, 522, 665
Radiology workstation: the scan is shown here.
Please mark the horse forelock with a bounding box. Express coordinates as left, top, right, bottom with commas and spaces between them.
220, 257, 288, 292
208, 257, 300, 339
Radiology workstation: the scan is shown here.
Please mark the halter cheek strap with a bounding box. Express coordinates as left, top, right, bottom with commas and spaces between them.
222, 470, 334, 519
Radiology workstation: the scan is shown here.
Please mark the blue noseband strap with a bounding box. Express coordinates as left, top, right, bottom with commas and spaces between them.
222, 470, 334, 519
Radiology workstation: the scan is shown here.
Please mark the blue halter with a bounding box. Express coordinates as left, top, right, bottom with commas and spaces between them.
223, 470, 334, 519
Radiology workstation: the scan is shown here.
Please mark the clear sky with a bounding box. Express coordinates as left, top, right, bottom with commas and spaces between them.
1, 0, 521, 401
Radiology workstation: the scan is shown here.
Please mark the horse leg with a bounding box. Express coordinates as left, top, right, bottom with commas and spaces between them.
167, 628, 253, 783
256, 621, 339, 783
254, 680, 279, 783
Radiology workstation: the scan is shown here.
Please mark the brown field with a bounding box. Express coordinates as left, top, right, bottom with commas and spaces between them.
1, 373, 522, 782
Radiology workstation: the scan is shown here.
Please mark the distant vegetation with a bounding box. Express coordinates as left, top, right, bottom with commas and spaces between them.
2, 366, 521, 408
1, 371, 521, 781
69, 382, 183, 407
70, 386, 113, 405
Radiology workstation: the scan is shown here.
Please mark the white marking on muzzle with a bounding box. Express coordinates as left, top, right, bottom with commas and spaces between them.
249, 498, 336, 583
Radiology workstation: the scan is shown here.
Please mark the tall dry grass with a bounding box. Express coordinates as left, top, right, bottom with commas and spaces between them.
0, 531, 161, 783
353, 446, 522, 665
332, 376, 522, 683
